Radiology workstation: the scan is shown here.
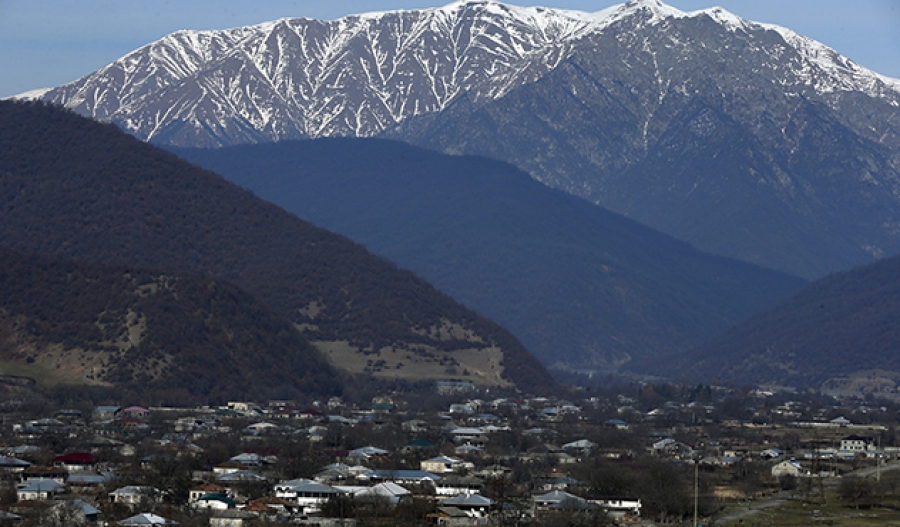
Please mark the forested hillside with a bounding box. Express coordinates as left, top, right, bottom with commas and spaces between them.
0, 101, 555, 392
0, 248, 340, 404
639, 255, 900, 389
175, 138, 805, 370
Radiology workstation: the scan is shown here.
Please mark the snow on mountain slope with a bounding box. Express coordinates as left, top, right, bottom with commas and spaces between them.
22, 0, 900, 147
22, 0, 900, 146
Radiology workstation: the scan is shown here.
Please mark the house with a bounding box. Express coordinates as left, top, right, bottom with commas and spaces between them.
433, 505, 481, 527
274, 478, 341, 513
771, 460, 811, 478
593, 497, 642, 520
421, 456, 466, 474
117, 512, 178, 525
450, 427, 486, 446
760, 448, 784, 460
435, 475, 485, 496
16, 478, 66, 501
604, 419, 629, 430
540, 476, 582, 492
67, 471, 112, 490
192, 493, 237, 511
226, 402, 263, 416
361, 470, 441, 486
534, 490, 588, 511
46, 499, 101, 524
562, 439, 597, 452
0, 510, 21, 524
449, 403, 476, 416
93, 406, 121, 422
315, 463, 370, 483
244, 496, 298, 517
213, 461, 245, 476
121, 406, 150, 419
210, 509, 258, 527
841, 435, 873, 453
0, 456, 30, 474
347, 446, 389, 460
189, 483, 227, 503
52, 452, 96, 472
454, 444, 483, 457
228, 452, 267, 467
244, 422, 277, 434
21, 465, 67, 484
109, 486, 160, 508
333, 482, 411, 504
442, 493, 493, 517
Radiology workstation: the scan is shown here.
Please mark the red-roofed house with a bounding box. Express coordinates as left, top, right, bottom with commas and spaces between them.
52, 453, 96, 472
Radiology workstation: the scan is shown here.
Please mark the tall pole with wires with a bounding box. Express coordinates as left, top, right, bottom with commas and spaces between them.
694, 459, 699, 527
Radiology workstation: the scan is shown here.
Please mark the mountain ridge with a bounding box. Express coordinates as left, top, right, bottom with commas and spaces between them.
636, 254, 900, 392
22, 0, 899, 146
173, 137, 806, 371
0, 100, 555, 392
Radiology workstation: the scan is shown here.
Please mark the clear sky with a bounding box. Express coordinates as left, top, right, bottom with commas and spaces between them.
1, 0, 898, 98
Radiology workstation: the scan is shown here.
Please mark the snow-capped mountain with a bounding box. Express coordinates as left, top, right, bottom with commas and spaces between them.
24, 0, 900, 279
28, 0, 899, 147
29, 1, 605, 145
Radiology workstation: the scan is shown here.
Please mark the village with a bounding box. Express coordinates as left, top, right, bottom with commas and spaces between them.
0, 381, 898, 526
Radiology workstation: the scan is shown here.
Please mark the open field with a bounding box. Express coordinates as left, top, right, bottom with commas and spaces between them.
714, 462, 900, 526
314, 340, 511, 386
717, 497, 900, 526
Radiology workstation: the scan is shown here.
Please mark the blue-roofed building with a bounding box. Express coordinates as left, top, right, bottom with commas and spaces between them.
274, 478, 341, 514
361, 469, 441, 486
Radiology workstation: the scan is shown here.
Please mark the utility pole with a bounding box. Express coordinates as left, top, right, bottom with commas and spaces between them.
694, 458, 699, 527
877, 434, 881, 483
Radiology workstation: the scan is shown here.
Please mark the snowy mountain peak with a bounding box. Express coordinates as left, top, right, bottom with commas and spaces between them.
24, 0, 900, 146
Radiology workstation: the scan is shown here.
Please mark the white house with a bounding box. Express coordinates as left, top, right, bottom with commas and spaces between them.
118, 512, 178, 526
421, 455, 467, 474
109, 486, 160, 508
274, 478, 341, 513
771, 460, 811, 478
841, 435, 873, 453
592, 497, 642, 520
17, 478, 66, 501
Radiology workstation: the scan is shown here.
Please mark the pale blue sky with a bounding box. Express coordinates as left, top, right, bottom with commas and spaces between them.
1, 0, 898, 98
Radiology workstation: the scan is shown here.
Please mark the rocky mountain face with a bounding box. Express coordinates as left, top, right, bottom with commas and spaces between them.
385, 3, 900, 279
0, 100, 556, 392
31, 0, 603, 145
24, 0, 900, 278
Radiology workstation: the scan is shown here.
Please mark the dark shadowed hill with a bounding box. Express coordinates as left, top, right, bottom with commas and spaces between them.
0, 248, 339, 405
0, 101, 555, 392
173, 138, 806, 371
637, 255, 900, 391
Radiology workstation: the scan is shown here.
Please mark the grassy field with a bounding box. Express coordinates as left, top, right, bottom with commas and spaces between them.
0, 352, 110, 387
714, 484, 900, 526
314, 340, 512, 386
